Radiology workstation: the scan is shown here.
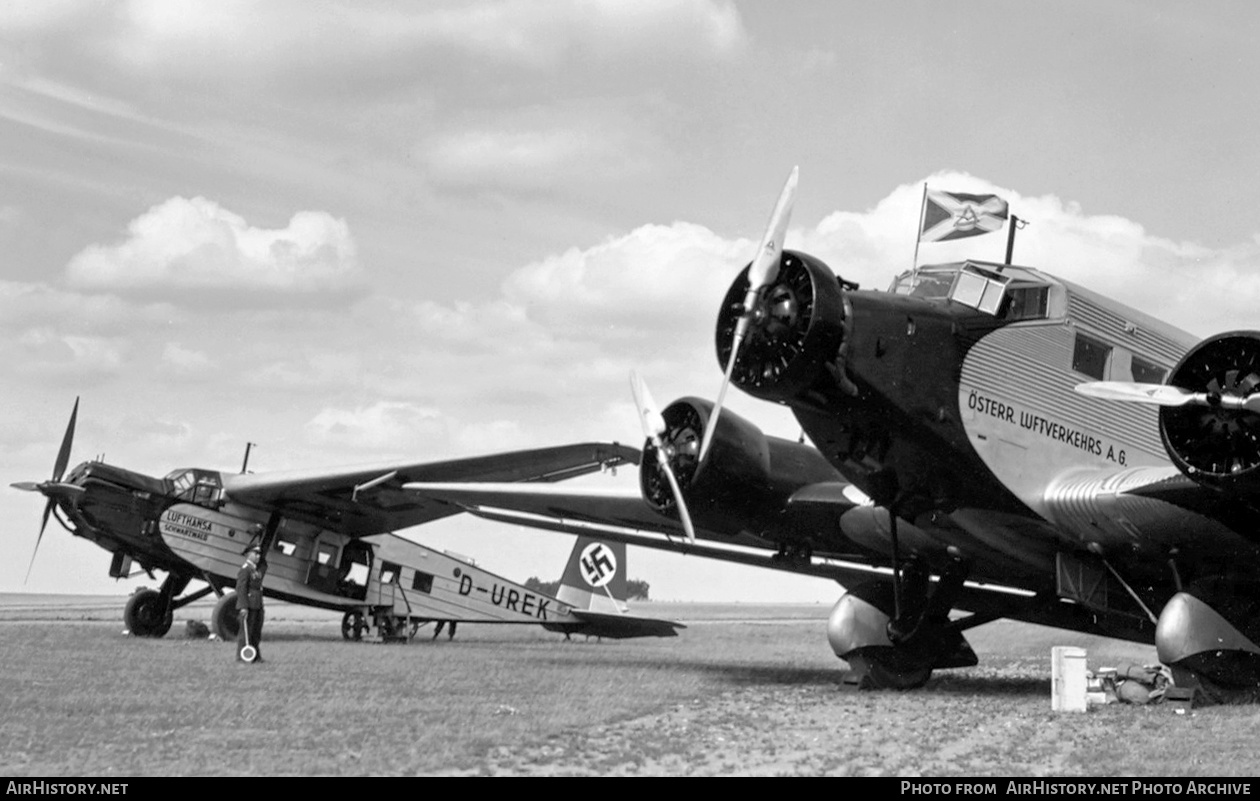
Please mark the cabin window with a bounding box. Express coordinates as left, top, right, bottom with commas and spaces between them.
412, 571, 434, 593
315, 542, 337, 566
273, 535, 299, 557
1131, 354, 1166, 384
1073, 333, 1112, 380
380, 561, 401, 585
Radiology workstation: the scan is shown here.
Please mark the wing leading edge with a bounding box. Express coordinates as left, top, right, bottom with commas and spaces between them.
221, 442, 639, 537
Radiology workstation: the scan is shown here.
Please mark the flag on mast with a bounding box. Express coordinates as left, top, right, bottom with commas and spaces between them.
919, 189, 1009, 242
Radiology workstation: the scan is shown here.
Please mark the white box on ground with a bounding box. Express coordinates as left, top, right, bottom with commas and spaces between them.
1051, 646, 1088, 712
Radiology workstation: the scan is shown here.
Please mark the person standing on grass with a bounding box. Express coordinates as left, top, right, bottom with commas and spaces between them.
432, 620, 457, 640
236, 545, 267, 663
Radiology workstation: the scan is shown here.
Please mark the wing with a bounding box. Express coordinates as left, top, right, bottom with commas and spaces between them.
220, 442, 638, 537
401, 480, 876, 576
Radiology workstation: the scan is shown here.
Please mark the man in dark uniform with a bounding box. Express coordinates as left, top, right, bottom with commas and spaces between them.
236, 545, 267, 662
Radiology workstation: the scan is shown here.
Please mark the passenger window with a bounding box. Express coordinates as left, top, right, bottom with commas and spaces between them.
316, 543, 337, 566
412, 571, 434, 593
273, 536, 299, 557
1131, 355, 1166, 384
1073, 334, 1112, 380
380, 562, 401, 585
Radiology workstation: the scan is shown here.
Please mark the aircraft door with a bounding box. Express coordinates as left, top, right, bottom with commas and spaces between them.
305, 540, 342, 595
338, 541, 371, 602
306, 538, 373, 601
374, 560, 408, 615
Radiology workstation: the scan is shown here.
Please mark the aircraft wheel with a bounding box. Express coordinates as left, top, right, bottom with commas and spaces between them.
341, 611, 367, 641
211, 592, 240, 640
844, 648, 933, 690
1169, 664, 1260, 706
124, 589, 173, 638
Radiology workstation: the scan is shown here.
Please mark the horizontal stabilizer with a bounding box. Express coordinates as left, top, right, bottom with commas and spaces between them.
555, 609, 685, 639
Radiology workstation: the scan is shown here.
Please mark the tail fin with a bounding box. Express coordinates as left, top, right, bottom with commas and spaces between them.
556, 536, 628, 614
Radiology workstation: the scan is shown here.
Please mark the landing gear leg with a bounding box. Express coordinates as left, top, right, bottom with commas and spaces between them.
829, 558, 977, 690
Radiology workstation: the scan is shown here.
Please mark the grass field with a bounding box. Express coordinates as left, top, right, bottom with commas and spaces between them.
3, 595, 1260, 776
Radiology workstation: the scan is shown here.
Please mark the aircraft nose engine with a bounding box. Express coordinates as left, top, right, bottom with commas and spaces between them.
1160, 331, 1260, 494
714, 250, 849, 403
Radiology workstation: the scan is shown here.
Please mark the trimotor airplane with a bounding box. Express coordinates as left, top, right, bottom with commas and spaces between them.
404, 169, 1260, 703
11, 405, 679, 643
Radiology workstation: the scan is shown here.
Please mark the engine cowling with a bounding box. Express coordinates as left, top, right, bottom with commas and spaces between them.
714, 250, 849, 402
1160, 331, 1260, 495
639, 397, 838, 537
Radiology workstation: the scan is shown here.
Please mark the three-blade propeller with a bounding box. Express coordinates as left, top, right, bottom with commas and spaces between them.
10, 398, 80, 582
629, 371, 696, 544
1075, 381, 1260, 415
699, 165, 799, 463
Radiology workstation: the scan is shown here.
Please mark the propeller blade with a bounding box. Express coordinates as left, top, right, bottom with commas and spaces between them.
1075, 382, 1202, 406
52, 397, 79, 482
10, 481, 41, 492
630, 371, 666, 439
699, 167, 799, 463
24, 499, 54, 583
629, 371, 697, 544
746, 165, 799, 292
1076, 381, 1260, 414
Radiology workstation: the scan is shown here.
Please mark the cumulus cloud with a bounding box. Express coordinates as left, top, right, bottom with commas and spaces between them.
13, 328, 125, 376
161, 342, 213, 374
305, 401, 447, 452
420, 122, 652, 193
504, 221, 743, 331
65, 196, 361, 303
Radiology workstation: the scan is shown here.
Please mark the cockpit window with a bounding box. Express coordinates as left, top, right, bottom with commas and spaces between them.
891, 263, 1051, 321
170, 471, 195, 496
1003, 286, 1049, 321
891, 271, 954, 300
165, 469, 223, 507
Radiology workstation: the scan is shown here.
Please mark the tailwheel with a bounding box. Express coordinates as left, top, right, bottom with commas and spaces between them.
844, 647, 933, 690
124, 588, 173, 638
341, 610, 368, 641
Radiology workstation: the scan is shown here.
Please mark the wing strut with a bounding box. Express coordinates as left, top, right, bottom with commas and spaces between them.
352, 471, 398, 503
1103, 559, 1159, 625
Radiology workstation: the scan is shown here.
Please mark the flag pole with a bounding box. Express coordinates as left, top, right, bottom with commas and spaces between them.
911, 183, 928, 279
1003, 214, 1019, 267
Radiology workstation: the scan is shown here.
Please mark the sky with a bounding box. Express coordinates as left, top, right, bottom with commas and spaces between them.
3, 1, 1260, 603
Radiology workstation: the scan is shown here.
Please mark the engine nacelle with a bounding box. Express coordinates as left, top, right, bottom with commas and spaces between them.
714, 250, 849, 402
1160, 331, 1260, 495
639, 397, 837, 536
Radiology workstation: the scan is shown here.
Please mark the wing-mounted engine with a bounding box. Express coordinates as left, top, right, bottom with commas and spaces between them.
639, 397, 842, 538
714, 251, 850, 403
1159, 331, 1260, 497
